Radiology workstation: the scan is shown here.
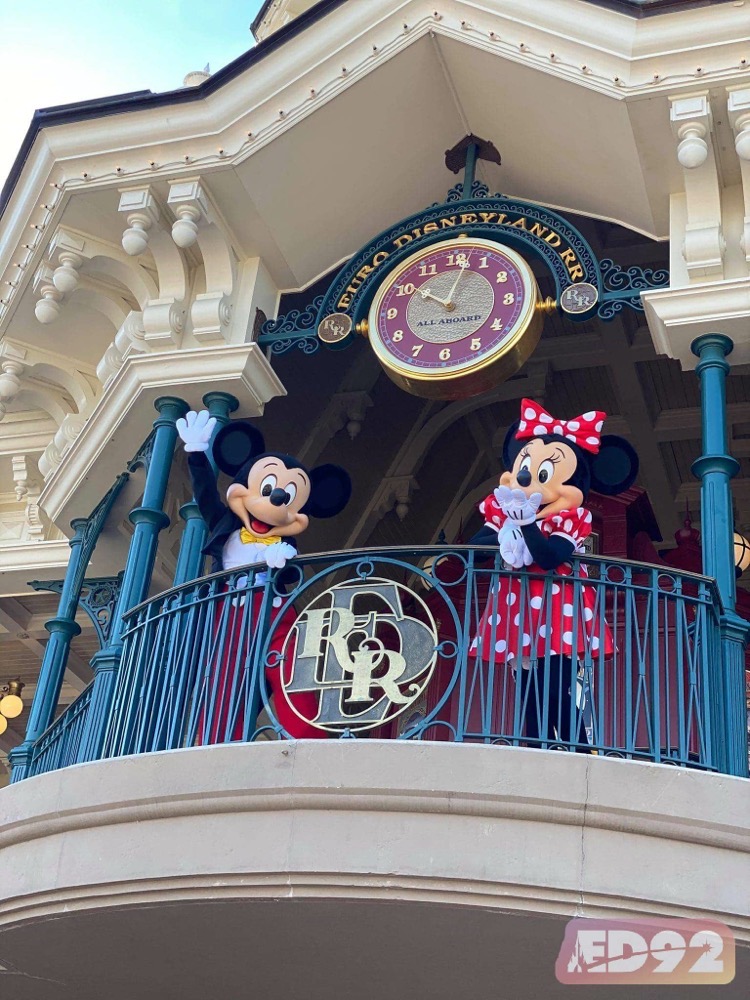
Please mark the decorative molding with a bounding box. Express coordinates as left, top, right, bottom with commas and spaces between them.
2, 0, 750, 331
118, 188, 161, 257
33, 227, 157, 328
167, 178, 237, 345
38, 343, 285, 527
643, 277, 750, 368
670, 93, 725, 282
95, 311, 146, 389
727, 86, 750, 268
0, 343, 27, 420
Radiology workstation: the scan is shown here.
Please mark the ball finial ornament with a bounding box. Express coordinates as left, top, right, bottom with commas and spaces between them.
35, 296, 61, 324
122, 226, 150, 256
735, 119, 750, 161
172, 205, 200, 250
52, 254, 81, 294
677, 125, 709, 169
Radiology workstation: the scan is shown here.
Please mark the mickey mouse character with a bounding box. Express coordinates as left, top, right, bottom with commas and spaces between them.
472, 398, 638, 749
177, 409, 352, 739
177, 410, 351, 575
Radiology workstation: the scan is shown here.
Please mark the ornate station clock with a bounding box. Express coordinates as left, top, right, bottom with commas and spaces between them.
364, 236, 547, 399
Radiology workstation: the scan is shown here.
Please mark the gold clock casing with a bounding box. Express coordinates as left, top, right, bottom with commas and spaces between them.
367, 237, 544, 400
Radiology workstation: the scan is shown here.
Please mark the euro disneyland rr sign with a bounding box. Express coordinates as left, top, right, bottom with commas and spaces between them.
258, 135, 669, 399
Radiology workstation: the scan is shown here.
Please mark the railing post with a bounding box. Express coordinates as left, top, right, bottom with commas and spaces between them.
78, 395, 189, 762
172, 391, 238, 586
8, 520, 86, 781
691, 334, 750, 776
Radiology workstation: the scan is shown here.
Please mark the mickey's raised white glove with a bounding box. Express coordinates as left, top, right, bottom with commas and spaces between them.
497, 520, 534, 569
176, 410, 216, 452
263, 541, 297, 569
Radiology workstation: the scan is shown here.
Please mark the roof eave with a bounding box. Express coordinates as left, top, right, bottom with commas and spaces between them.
0, 0, 346, 218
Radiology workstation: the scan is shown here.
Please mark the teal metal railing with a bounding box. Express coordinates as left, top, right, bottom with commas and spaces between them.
28, 683, 93, 777
24, 545, 737, 778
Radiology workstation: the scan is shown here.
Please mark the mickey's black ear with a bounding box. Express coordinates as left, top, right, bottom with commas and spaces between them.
211, 421, 265, 477
590, 435, 639, 496
502, 422, 523, 469
303, 465, 352, 519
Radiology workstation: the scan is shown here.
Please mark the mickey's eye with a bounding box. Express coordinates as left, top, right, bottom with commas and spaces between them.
538, 459, 555, 485
284, 483, 297, 506
260, 474, 277, 497
519, 455, 532, 474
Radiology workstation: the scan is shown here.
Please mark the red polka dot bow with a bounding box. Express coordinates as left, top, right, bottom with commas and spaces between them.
516, 398, 607, 454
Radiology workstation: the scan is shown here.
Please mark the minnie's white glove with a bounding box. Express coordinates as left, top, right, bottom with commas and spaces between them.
264, 541, 297, 569
494, 486, 543, 526
176, 410, 216, 452
497, 520, 534, 569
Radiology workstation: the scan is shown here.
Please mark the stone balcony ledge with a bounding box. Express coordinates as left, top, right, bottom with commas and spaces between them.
0, 742, 747, 998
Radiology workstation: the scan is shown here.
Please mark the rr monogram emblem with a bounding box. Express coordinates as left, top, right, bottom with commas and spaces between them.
281, 577, 438, 732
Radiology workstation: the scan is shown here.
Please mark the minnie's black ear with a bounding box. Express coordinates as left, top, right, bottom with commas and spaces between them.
211, 421, 265, 477
590, 435, 639, 496
502, 422, 523, 469
303, 465, 352, 519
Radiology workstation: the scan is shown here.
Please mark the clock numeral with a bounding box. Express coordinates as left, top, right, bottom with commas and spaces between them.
387, 307, 398, 320
496, 271, 508, 283
471, 338, 482, 351
396, 283, 416, 297
503, 292, 515, 306
411, 344, 423, 357
446, 252, 469, 267
419, 263, 437, 277
478, 256, 490, 269
491, 319, 504, 331
392, 330, 404, 342
439, 348, 451, 361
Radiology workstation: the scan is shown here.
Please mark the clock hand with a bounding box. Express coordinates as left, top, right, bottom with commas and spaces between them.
443, 259, 470, 310
419, 287, 449, 308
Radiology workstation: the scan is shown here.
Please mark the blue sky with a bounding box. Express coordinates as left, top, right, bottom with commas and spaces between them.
0, 0, 266, 187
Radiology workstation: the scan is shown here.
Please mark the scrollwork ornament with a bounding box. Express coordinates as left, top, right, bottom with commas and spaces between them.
443, 179, 490, 203
259, 294, 325, 339
599, 259, 669, 293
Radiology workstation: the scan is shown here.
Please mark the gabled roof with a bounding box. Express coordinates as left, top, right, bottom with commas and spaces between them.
589, 0, 736, 12
251, 0, 734, 33
0, 0, 347, 218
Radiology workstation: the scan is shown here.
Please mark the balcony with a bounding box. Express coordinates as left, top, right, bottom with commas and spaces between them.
25, 545, 731, 774
1, 545, 748, 996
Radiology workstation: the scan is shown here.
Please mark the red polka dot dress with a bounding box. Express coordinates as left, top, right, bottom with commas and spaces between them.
474, 495, 613, 662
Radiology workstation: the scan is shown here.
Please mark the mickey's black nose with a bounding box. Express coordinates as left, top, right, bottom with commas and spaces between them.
269, 487, 289, 507
516, 469, 532, 488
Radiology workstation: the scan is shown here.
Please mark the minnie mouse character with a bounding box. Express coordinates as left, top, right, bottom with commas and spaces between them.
177, 409, 352, 739
472, 398, 638, 749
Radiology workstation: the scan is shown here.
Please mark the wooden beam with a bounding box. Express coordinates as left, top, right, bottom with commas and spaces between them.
604, 317, 679, 538
655, 403, 750, 442
0, 599, 90, 693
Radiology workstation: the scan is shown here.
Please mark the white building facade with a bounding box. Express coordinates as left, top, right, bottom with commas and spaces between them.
0, 1, 747, 995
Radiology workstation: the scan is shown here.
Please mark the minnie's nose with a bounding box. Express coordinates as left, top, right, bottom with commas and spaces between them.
516, 469, 532, 488
269, 488, 289, 507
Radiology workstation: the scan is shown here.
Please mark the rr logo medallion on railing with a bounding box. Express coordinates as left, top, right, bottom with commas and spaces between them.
279, 577, 439, 733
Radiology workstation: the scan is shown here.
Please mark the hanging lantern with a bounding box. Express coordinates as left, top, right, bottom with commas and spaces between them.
734, 532, 750, 576
0, 678, 24, 720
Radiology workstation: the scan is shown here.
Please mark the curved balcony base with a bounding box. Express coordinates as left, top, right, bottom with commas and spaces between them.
0, 742, 748, 998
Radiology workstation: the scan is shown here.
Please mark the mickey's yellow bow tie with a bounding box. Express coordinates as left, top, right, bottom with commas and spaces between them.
240, 527, 282, 546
